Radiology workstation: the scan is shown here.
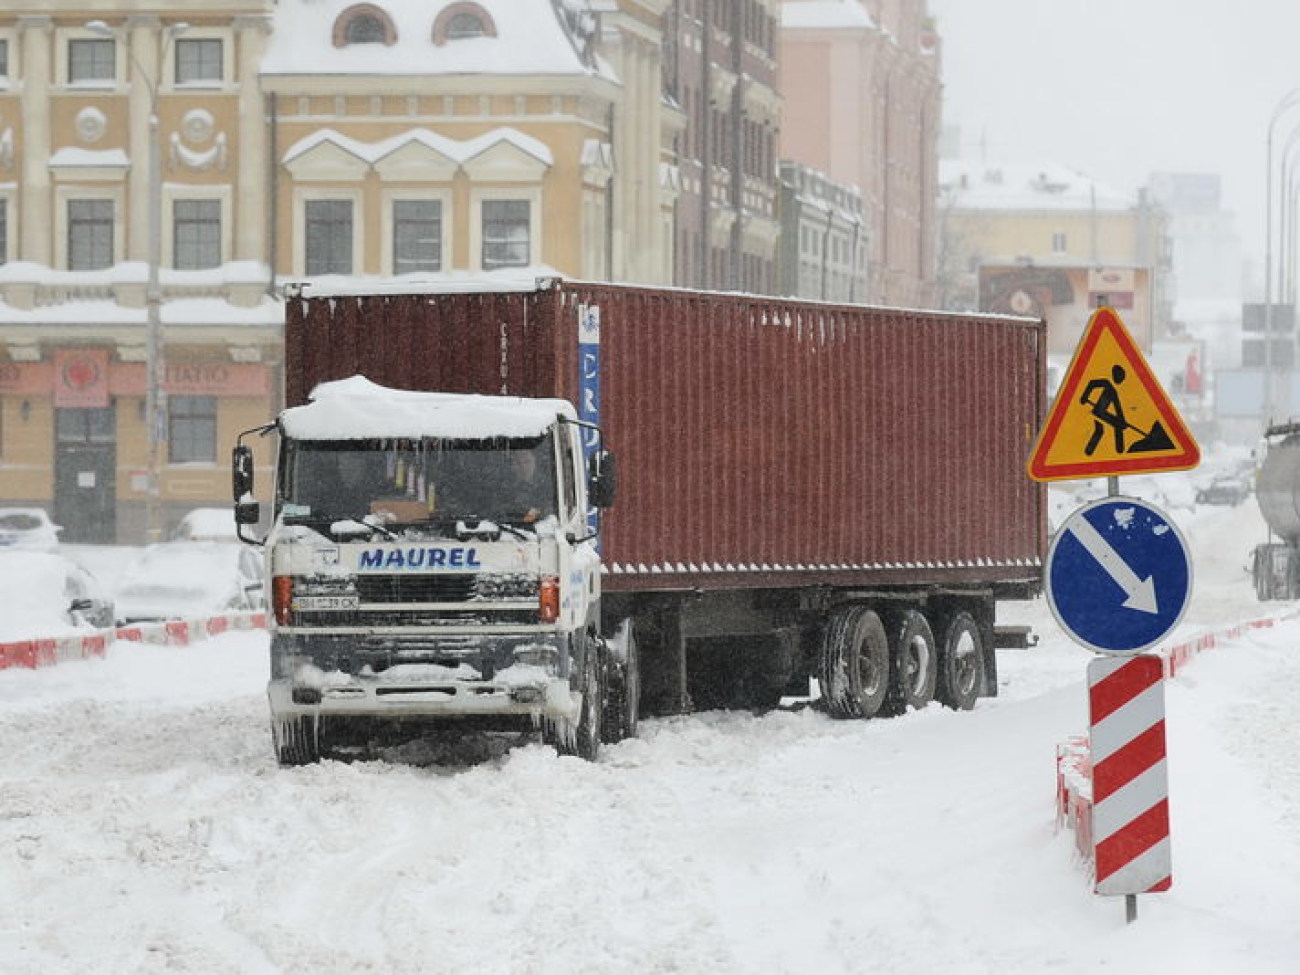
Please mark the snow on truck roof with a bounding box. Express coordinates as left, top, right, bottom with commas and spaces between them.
280, 376, 575, 441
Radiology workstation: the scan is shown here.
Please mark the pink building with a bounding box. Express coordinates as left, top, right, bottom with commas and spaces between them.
779, 0, 941, 307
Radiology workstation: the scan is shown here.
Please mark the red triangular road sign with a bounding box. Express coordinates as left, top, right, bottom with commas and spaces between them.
1028, 306, 1200, 481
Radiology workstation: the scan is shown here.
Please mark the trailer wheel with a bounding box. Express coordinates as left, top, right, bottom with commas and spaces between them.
273, 715, 322, 766
602, 621, 639, 743
883, 609, 937, 714
818, 606, 889, 719
935, 611, 984, 710
546, 639, 603, 760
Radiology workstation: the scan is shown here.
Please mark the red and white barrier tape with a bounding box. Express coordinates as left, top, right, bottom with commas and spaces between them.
0, 611, 267, 671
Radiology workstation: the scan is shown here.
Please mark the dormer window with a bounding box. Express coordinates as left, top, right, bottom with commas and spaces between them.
447, 13, 486, 39
346, 15, 385, 44
333, 5, 398, 47
433, 4, 497, 45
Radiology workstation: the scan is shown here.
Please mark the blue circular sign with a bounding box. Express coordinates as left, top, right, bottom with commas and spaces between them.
1046, 496, 1193, 655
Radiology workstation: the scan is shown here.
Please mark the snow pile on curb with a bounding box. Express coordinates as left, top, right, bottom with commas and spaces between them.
0, 611, 267, 672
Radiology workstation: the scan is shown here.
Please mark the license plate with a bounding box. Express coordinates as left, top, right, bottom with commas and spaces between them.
293, 595, 359, 611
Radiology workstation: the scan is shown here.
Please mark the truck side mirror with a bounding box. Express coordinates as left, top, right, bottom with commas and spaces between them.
232, 444, 255, 501
589, 448, 616, 509
234, 500, 261, 526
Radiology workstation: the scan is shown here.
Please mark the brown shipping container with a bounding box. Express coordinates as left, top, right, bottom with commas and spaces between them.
285, 280, 1048, 596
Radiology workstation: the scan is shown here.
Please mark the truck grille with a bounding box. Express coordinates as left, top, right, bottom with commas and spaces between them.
356, 574, 478, 603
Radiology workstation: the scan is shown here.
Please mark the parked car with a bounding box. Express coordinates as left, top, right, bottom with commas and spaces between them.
0, 550, 115, 638
114, 541, 265, 624
0, 507, 62, 552
171, 507, 238, 542
1196, 474, 1252, 506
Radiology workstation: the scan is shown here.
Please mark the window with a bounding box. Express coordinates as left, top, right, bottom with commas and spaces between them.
173, 200, 221, 270
447, 13, 487, 39
68, 200, 114, 270
0, 40, 9, 78
345, 14, 387, 44
433, 4, 497, 44
0, 200, 8, 266
57, 407, 115, 444
393, 200, 442, 274
304, 200, 353, 275
68, 38, 114, 84
481, 200, 530, 269
169, 395, 216, 463
1052, 232, 1067, 253
175, 38, 222, 84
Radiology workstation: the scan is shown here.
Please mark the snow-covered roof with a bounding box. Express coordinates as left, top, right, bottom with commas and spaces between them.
263, 0, 611, 80
781, 0, 876, 30
939, 160, 1135, 212
280, 376, 577, 441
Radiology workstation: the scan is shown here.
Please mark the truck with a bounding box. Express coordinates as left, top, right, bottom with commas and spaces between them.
1252, 420, 1300, 600
232, 278, 1048, 764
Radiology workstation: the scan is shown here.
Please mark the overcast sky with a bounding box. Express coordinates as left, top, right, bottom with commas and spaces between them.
930, 0, 1300, 282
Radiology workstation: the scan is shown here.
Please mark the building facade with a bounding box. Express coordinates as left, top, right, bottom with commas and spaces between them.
778, 0, 940, 307
663, 0, 782, 293
0, 1, 675, 542
937, 159, 1172, 365
776, 160, 869, 301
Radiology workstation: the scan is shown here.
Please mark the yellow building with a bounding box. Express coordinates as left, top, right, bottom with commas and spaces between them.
938, 159, 1171, 361
0, 1, 674, 542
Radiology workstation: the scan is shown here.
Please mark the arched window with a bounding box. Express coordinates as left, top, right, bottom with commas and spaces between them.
345, 14, 386, 44
446, 13, 486, 39
433, 4, 498, 45
332, 5, 398, 47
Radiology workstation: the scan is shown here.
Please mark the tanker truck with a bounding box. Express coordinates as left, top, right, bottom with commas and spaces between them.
233, 278, 1047, 764
1252, 420, 1300, 600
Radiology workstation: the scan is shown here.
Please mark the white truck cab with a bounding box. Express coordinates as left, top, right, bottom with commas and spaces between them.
233, 376, 626, 764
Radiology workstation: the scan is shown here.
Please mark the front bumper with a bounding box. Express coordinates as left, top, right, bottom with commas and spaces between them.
268, 630, 579, 723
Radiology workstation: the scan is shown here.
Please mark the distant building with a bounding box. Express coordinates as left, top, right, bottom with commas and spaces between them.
776, 161, 869, 302
937, 159, 1171, 360
663, 1, 782, 293
778, 0, 940, 307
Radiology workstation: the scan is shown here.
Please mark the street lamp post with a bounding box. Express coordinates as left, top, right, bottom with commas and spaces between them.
87, 20, 186, 542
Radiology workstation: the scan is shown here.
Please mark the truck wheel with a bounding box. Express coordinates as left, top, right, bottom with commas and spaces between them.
818, 606, 889, 719
601, 622, 639, 743
935, 611, 984, 711
883, 609, 937, 714
273, 715, 322, 766
546, 641, 603, 760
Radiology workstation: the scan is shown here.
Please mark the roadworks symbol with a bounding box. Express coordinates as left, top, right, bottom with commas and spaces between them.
1027, 306, 1200, 482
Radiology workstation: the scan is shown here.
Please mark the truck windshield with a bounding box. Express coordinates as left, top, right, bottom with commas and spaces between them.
279, 435, 558, 531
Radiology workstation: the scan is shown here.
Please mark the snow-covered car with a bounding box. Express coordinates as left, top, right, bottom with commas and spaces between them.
171, 507, 238, 542
114, 541, 265, 625
0, 550, 115, 639
1196, 475, 1251, 506
0, 507, 62, 552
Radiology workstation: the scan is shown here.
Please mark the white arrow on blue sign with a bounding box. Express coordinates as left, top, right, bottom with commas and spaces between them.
1046, 496, 1193, 655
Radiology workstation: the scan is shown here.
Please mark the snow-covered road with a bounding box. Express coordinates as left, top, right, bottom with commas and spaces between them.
3, 499, 1300, 974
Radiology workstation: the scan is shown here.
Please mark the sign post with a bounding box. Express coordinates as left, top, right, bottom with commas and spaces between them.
1031, 306, 1198, 922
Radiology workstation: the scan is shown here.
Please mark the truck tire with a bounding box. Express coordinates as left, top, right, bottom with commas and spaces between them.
273, 715, 322, 766
818, 605, 889, 719
935, 611, 984, 711
602, 622, 639, 743
545, 640, 603, 760
883, 609, 937, 714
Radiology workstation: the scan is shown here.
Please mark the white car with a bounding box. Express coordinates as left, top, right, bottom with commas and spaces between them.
114, 541, 264, 625
0, 550, 115, 639
0, 507, 62, 552
171, 507, 239, 542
